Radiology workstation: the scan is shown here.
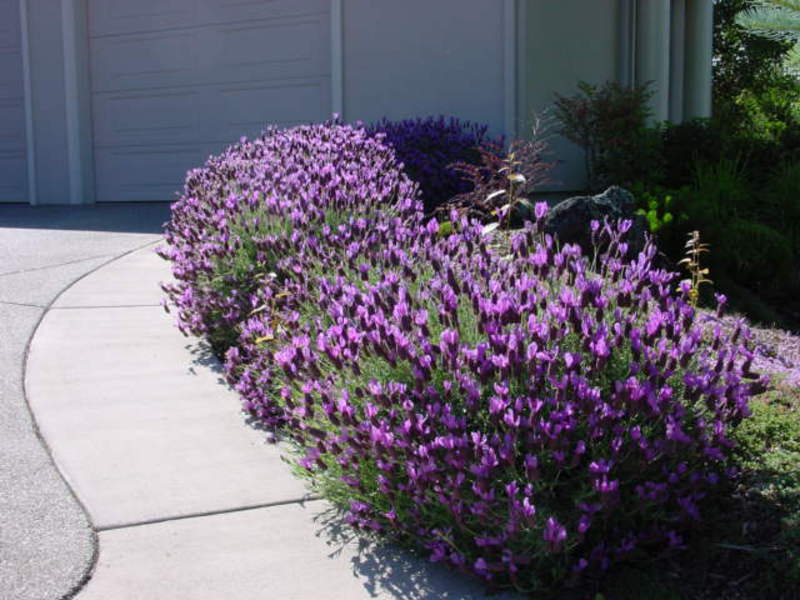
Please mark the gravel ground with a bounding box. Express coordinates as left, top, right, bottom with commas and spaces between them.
0, 203, 169, 600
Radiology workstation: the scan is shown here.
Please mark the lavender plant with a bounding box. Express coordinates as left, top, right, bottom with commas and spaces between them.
229, 205, 766, 592
157, 121, 420, 352
159, 119, 769, 594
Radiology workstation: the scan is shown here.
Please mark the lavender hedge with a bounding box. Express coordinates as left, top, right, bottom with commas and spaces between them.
160, 120, 767, 593
157, 121, 420, 351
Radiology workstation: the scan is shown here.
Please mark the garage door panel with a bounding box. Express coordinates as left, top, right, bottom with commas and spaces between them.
213, 79, 330, 137
0, 150, 27, 202
93, 90, 200, 146
0, 0, 21, 48
199, 0, 328, 23
0, 0, 26, 203
90, 32, 199, 93
90, 0, 327, 37
94, 145, 212, 202
91, 16, 328, 94
89, 0, 332, 201
0, 98, 26, 148
0, 48, 24, 99
89, 0, 198, 38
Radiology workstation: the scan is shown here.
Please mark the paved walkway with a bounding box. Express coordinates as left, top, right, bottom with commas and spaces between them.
0, 203, 169, 600
24, 236, 518, 598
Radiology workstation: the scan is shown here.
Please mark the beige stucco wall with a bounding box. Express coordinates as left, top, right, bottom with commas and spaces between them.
522, 0, 620, 192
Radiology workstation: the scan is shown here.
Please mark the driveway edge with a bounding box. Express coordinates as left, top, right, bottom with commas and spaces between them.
21, 238, 162, 600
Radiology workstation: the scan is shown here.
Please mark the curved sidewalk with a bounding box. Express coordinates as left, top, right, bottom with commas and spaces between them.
0, 203, 169, 600
26, 245, 517, 599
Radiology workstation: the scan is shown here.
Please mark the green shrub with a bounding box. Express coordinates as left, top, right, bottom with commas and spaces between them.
689, 158, 754, 224
660, 119, 724, 188
679, 159, 796, 301
721, 218, 795, 293
764, 160, 800, 254
553, 81, 662, 191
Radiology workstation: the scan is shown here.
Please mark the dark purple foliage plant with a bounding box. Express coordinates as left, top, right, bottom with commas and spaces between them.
367, 116, 501, 214
159, 119, 768, 594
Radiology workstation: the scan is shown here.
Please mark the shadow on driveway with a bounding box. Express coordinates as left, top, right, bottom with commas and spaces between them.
0, 202, 172, 234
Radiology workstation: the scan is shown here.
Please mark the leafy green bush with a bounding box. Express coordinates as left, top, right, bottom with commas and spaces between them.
723, 219, 795, 290
553, 81, 662, 191
714, 0, 800, 135
660, 119, 724, 188
677, 159, 796, 302
764, 160, 800, 253
689, 158, 754, 224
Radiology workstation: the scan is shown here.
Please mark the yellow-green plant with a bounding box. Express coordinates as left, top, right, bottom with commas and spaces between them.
678, 230, 712, 306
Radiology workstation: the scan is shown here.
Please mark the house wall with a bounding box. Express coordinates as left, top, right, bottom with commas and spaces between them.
342, 0, 507, 137
523, 0, 621, 192
11, 0, 713, 204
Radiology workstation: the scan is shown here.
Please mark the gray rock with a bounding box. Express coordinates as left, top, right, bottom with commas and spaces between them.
542, 186, 647, 256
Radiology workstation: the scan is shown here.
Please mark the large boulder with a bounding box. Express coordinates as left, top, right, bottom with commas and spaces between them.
542, 186, 647, 256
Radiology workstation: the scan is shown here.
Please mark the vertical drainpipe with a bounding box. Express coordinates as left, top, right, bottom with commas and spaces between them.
670, 0, 686, 123
19, 0, 37, 205
636, 0, 671, 122
503, 0, 518, 141
684, 0, 714, 119
62, 0, 94, 204
618, 0, 634, 87
331, 0, 344, 120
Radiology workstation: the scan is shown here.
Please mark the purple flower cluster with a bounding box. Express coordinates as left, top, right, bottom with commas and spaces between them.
157, 120, 420, 351
367, 116, 501, 214
159, 120, 768, 593
227, 209, 766, 590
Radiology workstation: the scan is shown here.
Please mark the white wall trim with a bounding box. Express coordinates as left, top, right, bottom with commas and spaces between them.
669, 0, 686, 123
331, 0, 344, 119
516, 0, 527, 136
617, 0, 634, 86
19, 0, 36, 205
503, 0, 517, 141
636, 0, 671, 122
684, 0, 713, 119
62, 0, 93, 204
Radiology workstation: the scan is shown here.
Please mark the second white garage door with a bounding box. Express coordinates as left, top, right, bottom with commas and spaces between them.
89, 0, 331, 202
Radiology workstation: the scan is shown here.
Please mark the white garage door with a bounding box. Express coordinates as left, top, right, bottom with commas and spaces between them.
89, 0, 331, 202
0, 0, 28, 203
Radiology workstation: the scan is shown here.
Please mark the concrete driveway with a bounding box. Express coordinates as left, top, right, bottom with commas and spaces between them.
0, 203, 169, 600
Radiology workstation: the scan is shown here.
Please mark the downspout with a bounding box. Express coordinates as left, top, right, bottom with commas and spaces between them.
636, 0, 671, 122
618, 0, 634, 86
19, 0, 37, 205
62, 0, 94, 204
684, 0, 714, 119
504, 0, 518, 141
331, 0, 344, 119
669, 0, 686, 123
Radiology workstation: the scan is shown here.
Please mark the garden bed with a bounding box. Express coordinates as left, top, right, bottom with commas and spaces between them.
158, 119, 799, 599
